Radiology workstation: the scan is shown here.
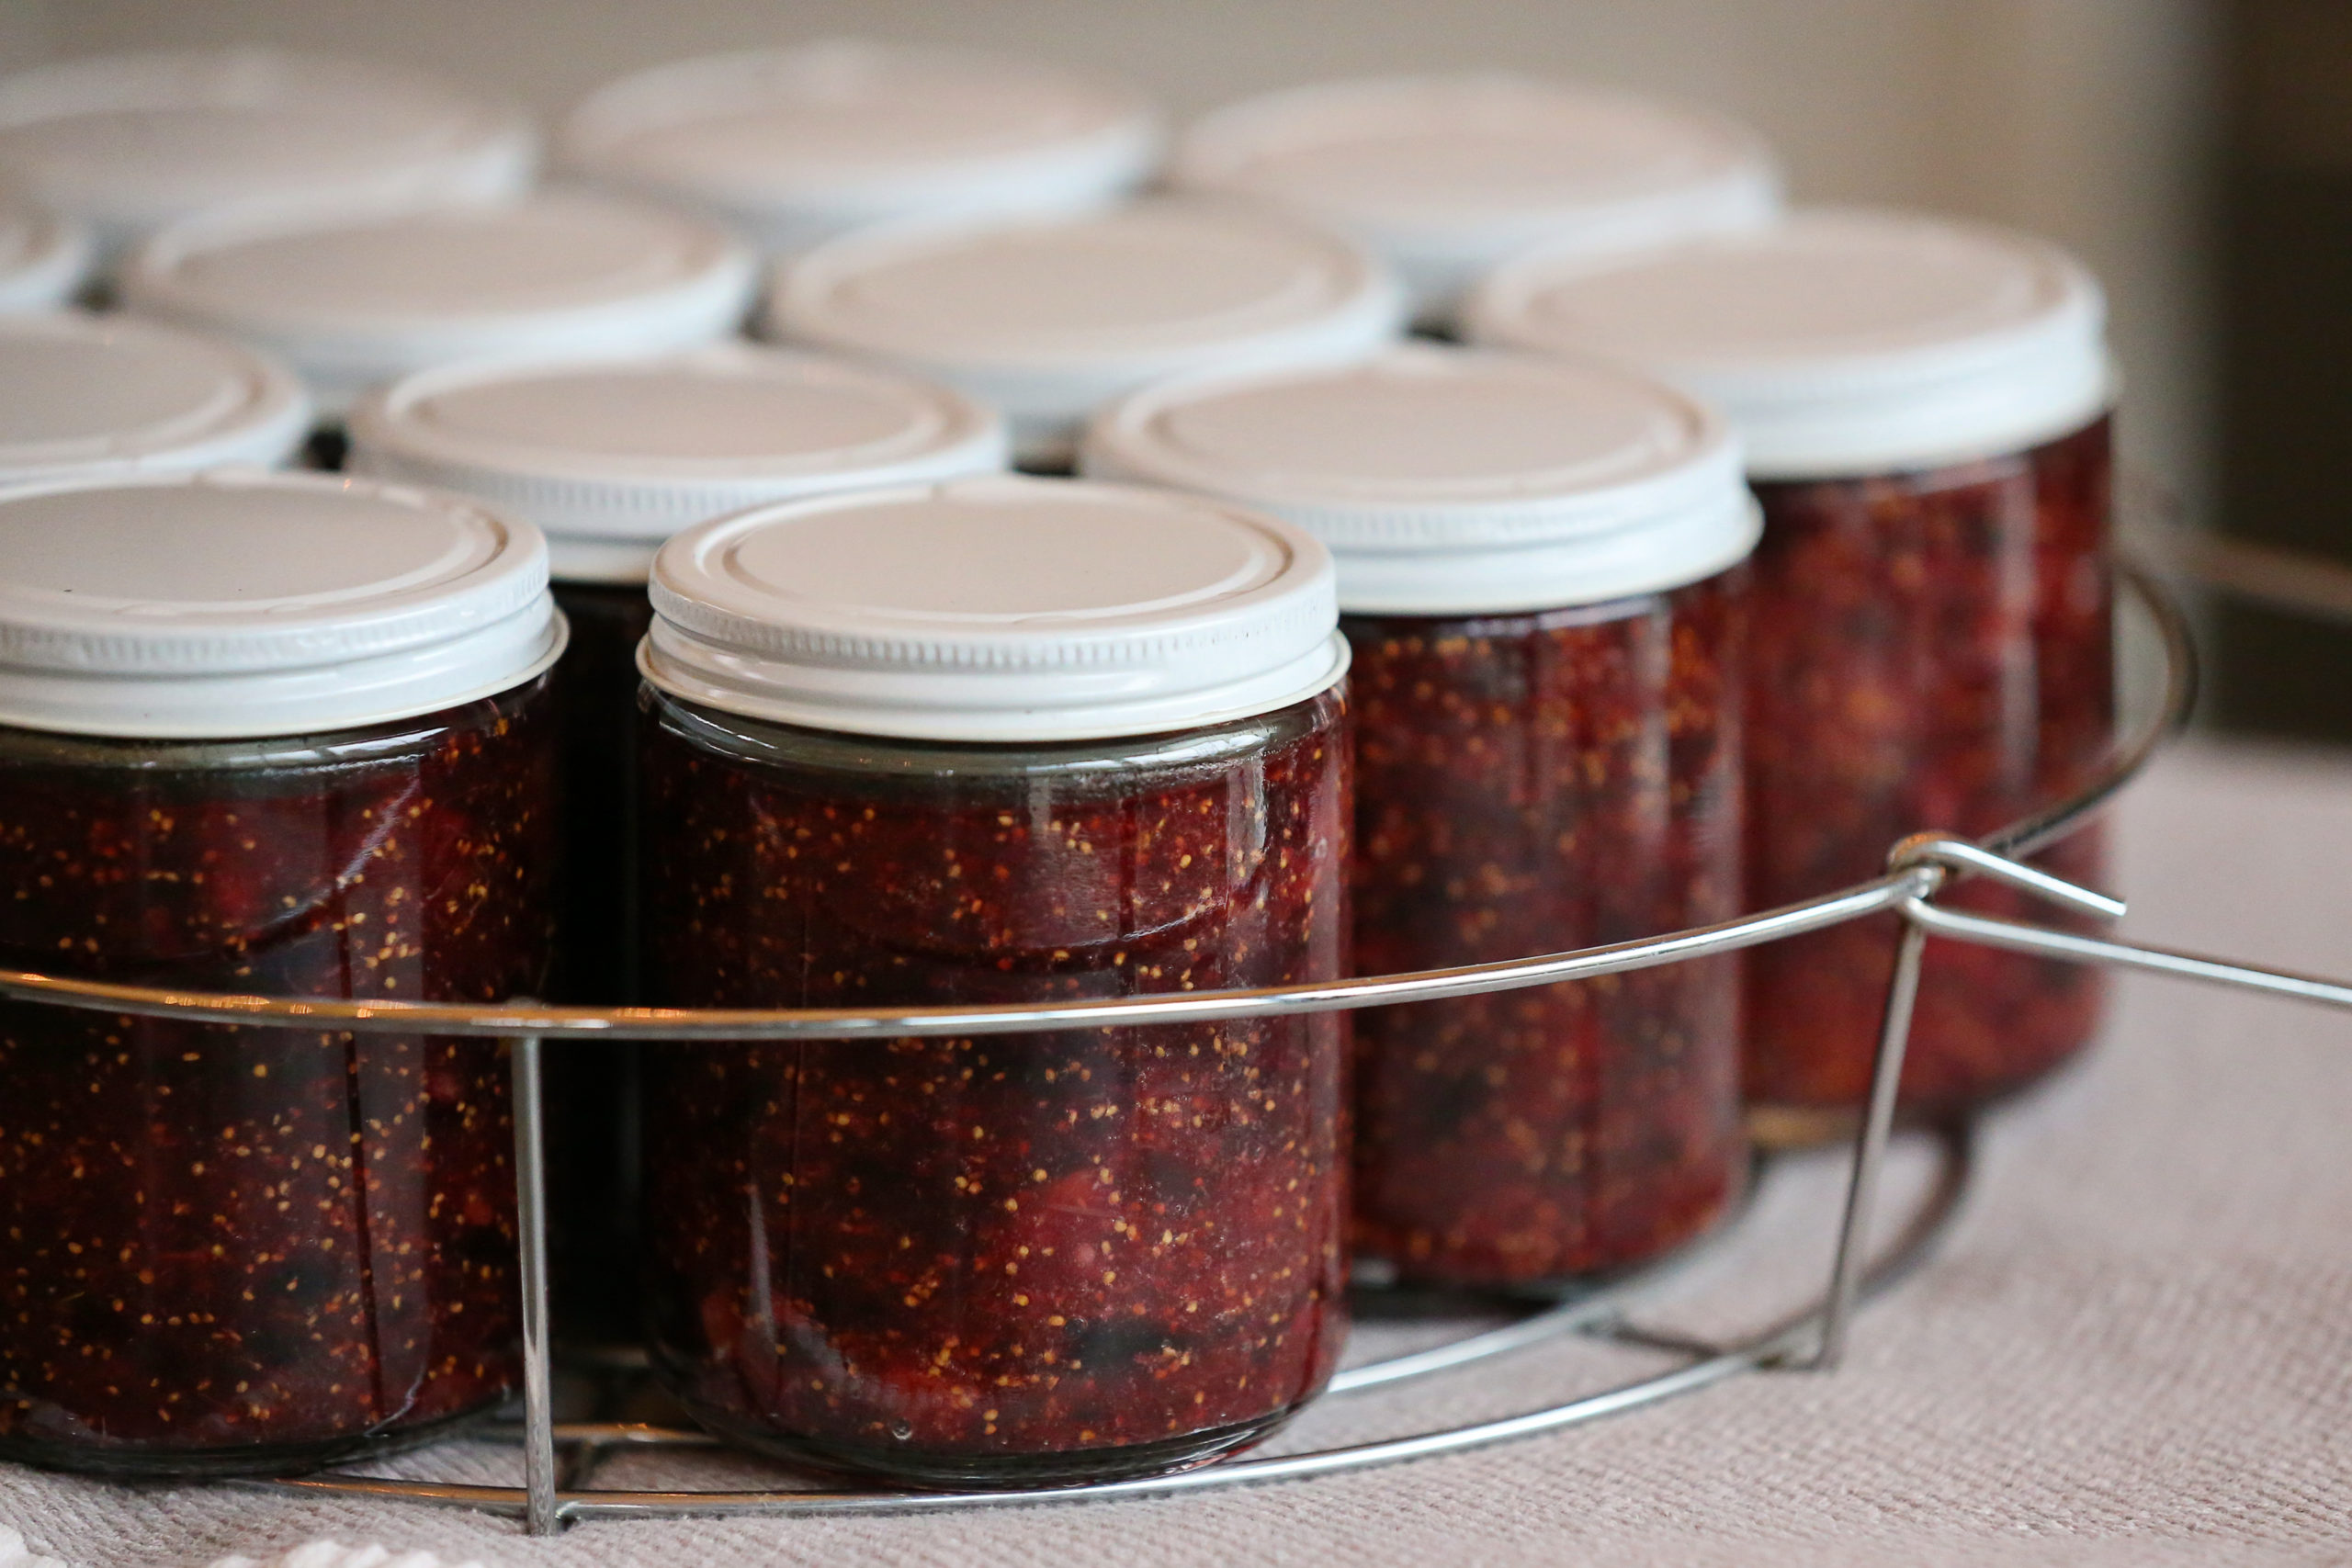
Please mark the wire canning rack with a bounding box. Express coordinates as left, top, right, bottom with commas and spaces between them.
6, 526, 2349, 1538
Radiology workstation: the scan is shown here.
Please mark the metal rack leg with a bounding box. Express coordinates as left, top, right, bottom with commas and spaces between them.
1811, 922, 1928, 1370
509, 1033, 560, 1536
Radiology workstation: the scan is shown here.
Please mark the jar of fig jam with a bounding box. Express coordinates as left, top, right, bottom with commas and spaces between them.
762, 198, 1405, 470
1468, 209, 2115, 1131
560, 40, 1163, 258
0, 312, 308, 485
348, 344, 1005, 1344
0, 193, 92, 311
0, 48, 536, 267
637, 477, 1351, 1485
1170, 74, 1781, 330
118, 192, 758, 463
1087, 346, 1757, 1289
0, 470, 562, 1475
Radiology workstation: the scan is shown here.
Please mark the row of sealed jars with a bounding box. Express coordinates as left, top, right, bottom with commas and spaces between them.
0, 43, 1780, 310
0, 465, 1349, 1483
0, 44, 1795, 470
1459, 211, 2116, 1127
0, 210, 2115, 1484
49, 159, 1742, 475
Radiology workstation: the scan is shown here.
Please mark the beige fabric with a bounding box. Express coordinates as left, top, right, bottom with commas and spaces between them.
208, 1545, 483, 1568
6, 739, 2350, 1567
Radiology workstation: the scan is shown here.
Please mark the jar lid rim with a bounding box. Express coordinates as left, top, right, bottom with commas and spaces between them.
346, 344, 1010, 578
0, 46, 538, 244
0, 312, 310, 481
768, 199, 1404, 365
558, 39, 1163, 205
1465, 207, 2111, 475
642, 474, 1347, 741
119, 191, 758, 415
1172, 73, 1781, 229
763, 198, 1407, 464
1083, 345, 1759, 612
0, 469, 561, 738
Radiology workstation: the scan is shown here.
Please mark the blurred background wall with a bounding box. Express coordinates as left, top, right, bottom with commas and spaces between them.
26, 0, 2345, 741
2212, 0, 2352, 741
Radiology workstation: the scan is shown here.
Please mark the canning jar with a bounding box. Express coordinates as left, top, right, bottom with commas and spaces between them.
637, 477, 1351, 1485
0, 312, 308, 486
1170, 74, 1780, 330
0, 49, 535, 267
560, 41, 1162, 258
0, 470, 562, 1475
762, 198, 1405, 469
0, 193, 92, 310
1469, 209, 2115, 1129
348, 344, 1005, 1344
119, 192, 758, 464
1088, 345, 1756, 1288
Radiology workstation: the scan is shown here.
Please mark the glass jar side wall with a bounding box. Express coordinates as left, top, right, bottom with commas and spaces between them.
636, 688, 1351, 1487
0, 681, 557, 1475
1743, 418, 2115, 1123
1343, 577, 1748, 1289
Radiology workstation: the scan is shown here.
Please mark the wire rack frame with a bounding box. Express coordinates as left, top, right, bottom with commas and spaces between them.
5, 537, 2344, 1537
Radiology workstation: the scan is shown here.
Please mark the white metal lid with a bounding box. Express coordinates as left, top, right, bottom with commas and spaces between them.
558, 40, 1163, 258
1464, 209, 2112, 479
763, 199, 1405, 466
1170, 74, 1781, 322
1084, 345, 1756, 615
348, 344, 1010, 584
0, 311, 310, 483
0, 192, 92, 310
0, 469, 563, 739
644, 474, 1346, 742
119, 192, 760, 416
0, 49, 537, 263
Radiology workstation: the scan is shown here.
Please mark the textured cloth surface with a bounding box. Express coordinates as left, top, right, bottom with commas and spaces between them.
5, 739, 2350, 1567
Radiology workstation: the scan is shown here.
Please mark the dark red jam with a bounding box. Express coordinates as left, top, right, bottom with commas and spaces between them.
542, 581, 653, 1347
0, 678, 556, 1475
637, 685, 1351, 1487
1344, 576, 1747, 1290
1742, 418, 2114, 1127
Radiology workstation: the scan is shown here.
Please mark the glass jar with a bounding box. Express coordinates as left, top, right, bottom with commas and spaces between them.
636, 477, 1351, 1485
0, 47, 535, 268
0, 312, 308, 486
1170, 75, 1781, 330
118, 191, 758, 449
762, 198, 1405, 470
1739, 421, 2111, 1119
1469, 209, 2116, 1128
0, 471, 562, 1475
1086, 346, 1758, 1289
349, 345, 1006, 1345
559, 41, 1163, 259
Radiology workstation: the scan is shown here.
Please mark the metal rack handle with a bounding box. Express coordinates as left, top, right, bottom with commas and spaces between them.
1815, 830, 2352, 1370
